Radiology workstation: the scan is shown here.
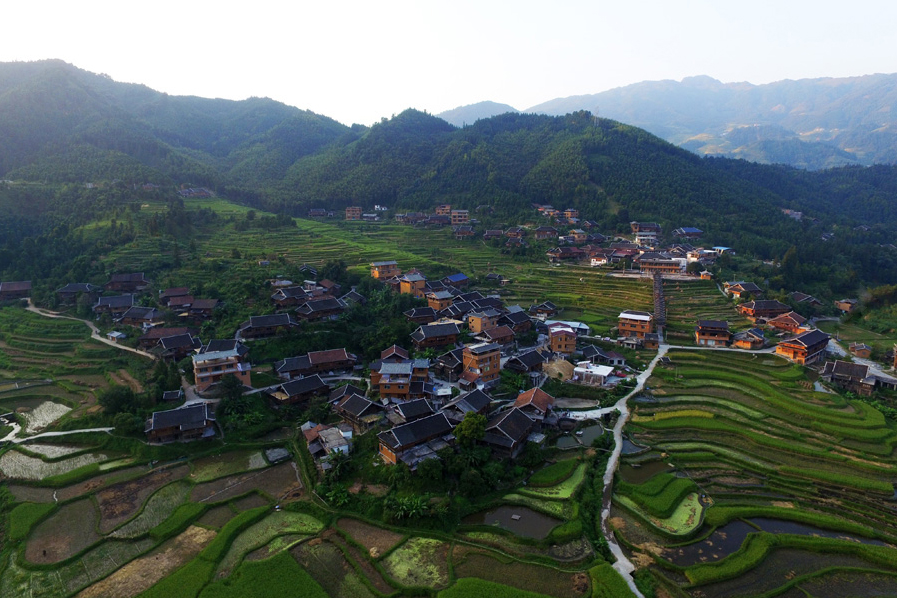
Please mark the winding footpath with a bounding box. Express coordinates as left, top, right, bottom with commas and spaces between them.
24, 300, 156, 360
592, 341, 776, 596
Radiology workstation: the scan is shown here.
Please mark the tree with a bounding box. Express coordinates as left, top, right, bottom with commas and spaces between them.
98, 385, 136, 416
454, 412, 486, 448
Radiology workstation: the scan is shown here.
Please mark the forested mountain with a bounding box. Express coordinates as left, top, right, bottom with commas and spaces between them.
527, 74, 897, 169
4, 60, 897, 292
0, 60, 350, 187
437, 101, 520, 127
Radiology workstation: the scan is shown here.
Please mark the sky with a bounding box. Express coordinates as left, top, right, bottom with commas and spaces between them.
3, 0, 897, 126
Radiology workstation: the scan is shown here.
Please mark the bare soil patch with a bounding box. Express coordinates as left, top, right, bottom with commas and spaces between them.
347, 482, 388, 496
197, 505, 237, 530
26, 498, 101, 564
117, 370, 144, 393
75, 526, 215, 598
232, 493, 270, 511
323, 530, 395, 595
56, 465, 147, 502
8, 484, 56, 503
337, 518, 404, 555
190, 462, 301, 504
96, 464, 190, 533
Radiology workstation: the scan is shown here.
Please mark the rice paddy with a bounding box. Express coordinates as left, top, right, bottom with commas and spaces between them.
616, 349, 897, 596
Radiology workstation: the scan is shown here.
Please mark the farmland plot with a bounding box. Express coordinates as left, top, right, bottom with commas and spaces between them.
0, 448, 112, 480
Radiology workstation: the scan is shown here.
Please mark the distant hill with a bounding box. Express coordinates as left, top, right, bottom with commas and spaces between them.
437, 101, 519, 127
526, 74, 897, 169
0, 60, 350, 187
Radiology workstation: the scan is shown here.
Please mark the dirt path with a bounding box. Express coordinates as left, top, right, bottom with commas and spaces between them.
24, 300, 156, 360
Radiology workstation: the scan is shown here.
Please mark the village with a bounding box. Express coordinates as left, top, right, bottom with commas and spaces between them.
3, 204, 893, 472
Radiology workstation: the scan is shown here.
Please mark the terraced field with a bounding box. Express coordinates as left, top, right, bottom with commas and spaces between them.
615, 349, 897, 597
0, 306, 141, 430
662, 279, 752, 343
103, 212, 653, 335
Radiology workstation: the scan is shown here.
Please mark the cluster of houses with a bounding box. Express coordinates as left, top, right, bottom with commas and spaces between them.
86, 275, 222, 336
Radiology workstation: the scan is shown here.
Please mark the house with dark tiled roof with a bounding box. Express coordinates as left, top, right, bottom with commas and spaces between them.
335, 394, 384, 431
57, 283, 102, 305
116, 306, 165, 328
482, 408, 535, 458
440, 390, 492, 424
105, 273, 149, 293
159, 287, 190, 306
404, 306, 438, 324
274, 348, 356, 380
504, 348, 549, 374
775, 329, 831, 365
295, 297, 347, 322
738, 300, 790, 321
268, 375, 330, 405
498, 310, 532, 334
481, 324, 515, 347
580, 345, 625, 367
732, 328, 765, 350
237, 314, 300, 339
724, 281, 763, 299
377, 413, 454, 466
271, 286, 310, 308
340, 289, 367, 306
410, 322, 461, 351
694, 320, 731, 347
93, 294, 134, 316
145, 403, 216, 443
435, 347, 464, 381
394, 399, 435, 424
427, 290, 455, 311
138, 327, 195, 349
156, 333, 202, 361
849, 342, 873, 359
821, 360, 897, 396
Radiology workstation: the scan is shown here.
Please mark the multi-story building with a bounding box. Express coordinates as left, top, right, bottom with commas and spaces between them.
461, 343, 501, 387
618, 310, 654, 338
694, 320, 731, 347
435, 204, 452, 215
193, 348, 251, 393
345, 206, 363, 221
371, 260, 401, 279
467, 309, 501, 333
775, 329, 831, 365
450, 209, 469, 225
549, 323, 577, 354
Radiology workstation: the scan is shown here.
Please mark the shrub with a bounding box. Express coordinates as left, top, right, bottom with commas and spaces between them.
528, 460, 579, 487
8, 502, 56, 541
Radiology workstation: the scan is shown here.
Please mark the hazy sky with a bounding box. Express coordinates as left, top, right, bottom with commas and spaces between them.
3, 0, 896, 125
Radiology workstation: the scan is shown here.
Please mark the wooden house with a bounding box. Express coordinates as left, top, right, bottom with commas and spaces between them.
371, 260, 401, 279
482, 408, 535, 459
268, 375, 330, 405
775, 329, 830, 365
105, 273, 149, 293
694, 320, 731, 347
377, 413, 454, 466
145, 403, 215, 443
767, 311, 808, 334
410, 322, 461, 351
738, 300, 790, 321
618, 310, 654, 338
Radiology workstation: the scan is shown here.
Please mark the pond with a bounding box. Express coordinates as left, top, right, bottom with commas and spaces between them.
577, 424, 604, 446
621, 437, 650, 455
555, 435, 580, 450
462, 505, 562, 539
618, 459, 673, 485
665, 517, 888, 568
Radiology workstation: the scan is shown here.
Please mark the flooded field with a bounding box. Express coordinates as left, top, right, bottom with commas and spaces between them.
463, 505, 561, 539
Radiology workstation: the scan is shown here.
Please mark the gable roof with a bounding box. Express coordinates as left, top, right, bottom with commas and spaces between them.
97, 294, 134, 308
248, 313, 299, 328
330, 383, 366, 402
146, 403, 214, 433
377, 413, 454, 451
308, 348, 354, 365
485, 408, 535, 446
783, 329, 830, 348
411, 322, 461, 341
203, 339, 248, 355
336, 394, 381, 418
280, 375, 329, 397
822, 360, 869, 380
769, 311, 807, 326
160, 333, 200, 351
396, 399, 434, 420
514, 388, 555, 413
57, 283, 101, 294
442, 389, 491, 414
